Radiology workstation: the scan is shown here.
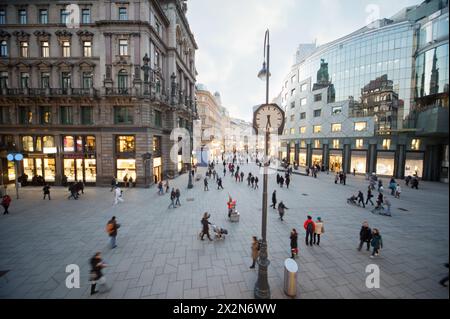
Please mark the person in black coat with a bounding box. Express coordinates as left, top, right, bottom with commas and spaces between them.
290, 229, 298, 259
279, 176, 284, 188
366, 186, 374, 206
357, 191, 365, 208
90, 252, 107, 295
270, 190, 277, 208
200, 213, 213, 241
358, 221, 372, 251
43, 184, 51, 200
285, 176, 291, 189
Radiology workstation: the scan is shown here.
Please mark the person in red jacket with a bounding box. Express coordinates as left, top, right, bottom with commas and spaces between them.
303, 215, 315, 246
2, 194, 11, 215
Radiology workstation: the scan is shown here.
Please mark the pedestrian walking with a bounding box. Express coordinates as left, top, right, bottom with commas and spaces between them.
250, 176, 255, 188
240, 171, 244, 183
276, 174, 280, 185
165, 180, 170, 193
290, 229, 298, 258
43, 184, 51, 200
168, 188, 176, 208
370, 228, 383, 258
335, 173, 339, 184
217, 178, 224, 190
200, 212, 213, 241
175, 188, 181, 206
389, 177, 396, 196
384, 198, 392, 216
395, 184, 401, 198
106, 216, 120, 249
204, 178, 209, 191
366, 186, 374, 206
411, 177, 419, 189
250, 236, 259, 269
90, 252, 107, 295
254, 176, 259, 189
2, 194, 11, 215
285, 175, 290, 189
304, 215, 315, 246
357, 190, 365, 208
270, 190, 277, 208
157, 181, 163, 195
343, 172, 347, 185
110, 177, 117, 191
113, 187, 124, 205
314, 217, 324, 246
68, 184, 79, 200
223, 167, 226, 177
279, 176, 284, 188
278, 201, 288, 221
358, 221, 372, 251
123, 175, 129, 188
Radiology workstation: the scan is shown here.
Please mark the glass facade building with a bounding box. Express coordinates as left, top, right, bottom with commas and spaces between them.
279, 0, 449, 182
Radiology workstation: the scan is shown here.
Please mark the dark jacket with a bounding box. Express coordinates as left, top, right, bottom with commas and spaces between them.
360, 226, 372, 241
371, 234, 383, 249
201, 217, 211, 231
290, 232, 298, 249
272, 192, 277, 203
90, 256, 104, 280
43, 186, 51, 194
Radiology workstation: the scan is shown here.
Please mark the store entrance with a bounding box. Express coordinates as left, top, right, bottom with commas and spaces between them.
329, 153, 343, 172
23, 157, 56, 184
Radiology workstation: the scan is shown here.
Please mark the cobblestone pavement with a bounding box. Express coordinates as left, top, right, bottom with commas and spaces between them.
0, 164, 448, 299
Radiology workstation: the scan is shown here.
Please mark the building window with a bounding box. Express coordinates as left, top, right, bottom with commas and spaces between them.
39, 9, 48, 24
152, 136, 162, 156
300, 112, 306, 120
355, 139, 364, 149
0, 9, 6, 24
117, 70, 128, 93
354, 122, 367, 132
19, 107, 33, 124
20, 41, 29, 57
332, 139, 340, 149
411, 139, 420, 150
291, 88, 296, 96
61, 41, 71, 57
41, 41, 50, 57
118, 7, 128, 20
0, 40, 7, 57
300, 97, 307, 106
22, 136, 34, 151
332, 106, 342, 115
39, 106, 52, 125
290, 114, 295, 122
0, 71, 8, 88
290, 101, 295, 109
81, 106, 93, 125
117, 136, 135, 153
114, 106, 133, 124
81, 9, 91, 24
60, 106, 73, 125
61, 72, 71, 90
19, 9, 27, 24
313, 125, 322, 134
82, 72, 93, 89
63, 136, 75, 152
382, 139, 391, 150
154, 110, 162, 127
314, 140, 321, 148
60, 9, 69, 24
331, 123, 342, 132
300, 83, 308, 92
299, 126, 306, 134
155, 21, 161, 36
313, 109, 321, 117
314, 94, 322, 102
119, 39, 128, 56
291, 74, 297, 83
40, 72, 50, 88
83, 41, 92, 57
0, 106, 10, 124
20, 73, 29, 89
290, 128, 295, 135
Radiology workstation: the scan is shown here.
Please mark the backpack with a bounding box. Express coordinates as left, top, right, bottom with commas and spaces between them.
307, 222, 313, 232
106, 223, 114, 234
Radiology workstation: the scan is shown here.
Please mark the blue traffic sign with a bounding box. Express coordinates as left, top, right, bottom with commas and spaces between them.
14, 153, 23, 161
7, 154, 14, 161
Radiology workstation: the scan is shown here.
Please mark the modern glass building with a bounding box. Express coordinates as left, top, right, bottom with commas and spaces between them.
279, 0, 449, 182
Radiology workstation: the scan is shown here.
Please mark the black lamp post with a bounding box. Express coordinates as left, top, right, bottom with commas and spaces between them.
254, 29, 271, 300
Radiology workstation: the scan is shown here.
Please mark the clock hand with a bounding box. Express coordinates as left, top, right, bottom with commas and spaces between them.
266, 115, 272, 129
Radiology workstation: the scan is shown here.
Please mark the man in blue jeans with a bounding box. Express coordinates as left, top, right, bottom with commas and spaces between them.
106, 216, 120, 249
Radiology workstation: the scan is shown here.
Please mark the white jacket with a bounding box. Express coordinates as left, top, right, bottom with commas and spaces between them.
315, 222, 324, 234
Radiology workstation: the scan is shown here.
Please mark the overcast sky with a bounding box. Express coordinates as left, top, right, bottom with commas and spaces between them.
186, 0, 422, 121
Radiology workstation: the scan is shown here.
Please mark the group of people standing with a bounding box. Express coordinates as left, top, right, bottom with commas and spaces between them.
358, 221, 383, 258
334, 171, 347, 185
276, 173, 291, 188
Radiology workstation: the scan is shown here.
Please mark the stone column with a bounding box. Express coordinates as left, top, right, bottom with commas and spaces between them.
395, 144, 406, 179
306, 141, 312, 168
343, 141, 351, 173
54, 135, 63, 185
368, 141, 377, 174
323, 141, 329, 170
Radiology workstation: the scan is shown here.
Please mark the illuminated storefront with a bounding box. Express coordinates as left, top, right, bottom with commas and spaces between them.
405, 152, 424, 177
62, 135, 97, 184
153, 157, 162, 183
117, 159, 136, 181
289, 143, 295, 164
115, 136, 135, 183
298, 149, 307, 167
312, 149, 323, 166
351, 151, 367, 174
329, 150, 343, 172
21, 135, 57, 182
376, 151, 395, 176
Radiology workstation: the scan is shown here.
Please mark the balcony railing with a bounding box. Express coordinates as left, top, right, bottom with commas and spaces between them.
0, 87, 98, 97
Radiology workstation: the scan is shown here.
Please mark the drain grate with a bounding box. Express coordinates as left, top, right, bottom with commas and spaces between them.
186, 198, 195, 202
398, 208, 409, 212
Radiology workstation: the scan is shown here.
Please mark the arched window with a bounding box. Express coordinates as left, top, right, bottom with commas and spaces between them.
0, 40, 7, 57
118, 69, 128, 93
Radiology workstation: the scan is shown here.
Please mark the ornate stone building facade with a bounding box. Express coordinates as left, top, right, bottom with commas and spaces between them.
0, 0, 197, 187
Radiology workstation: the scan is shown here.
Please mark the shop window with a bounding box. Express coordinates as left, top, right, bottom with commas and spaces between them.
300, 140, 306, 148
332, 139, 340, 149
382, 139, 391, 150
351, 151, 367, 174
22, 136, 34, 152
355, 139, 364, 149
117, 136, 135, 153
43, 136, 56, 153
64, 136, 75, 152
354, 122, 367, 132
117, 159, 136, 182
85, 136, 96, 152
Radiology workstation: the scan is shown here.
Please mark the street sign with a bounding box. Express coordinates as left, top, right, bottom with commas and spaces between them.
14, 153, 23, 161
7, 154, 14, 161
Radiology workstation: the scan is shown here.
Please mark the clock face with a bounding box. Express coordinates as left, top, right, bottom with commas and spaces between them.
254, 104, 284, 133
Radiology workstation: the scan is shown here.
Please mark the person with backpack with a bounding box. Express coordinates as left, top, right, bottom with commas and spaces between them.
304, 215, 315, 246
2, 194, 11, 215
370, 228, 383, 258
90, 252, 107, 295
314, 217, 324, 246
290, 229, 298, 258
175, 189, 181, 206
358, 221, 372, 251
278, 201, 288, 221
106, 216, 120, 249
250, 236, 259, 269
43, 184, 51, 200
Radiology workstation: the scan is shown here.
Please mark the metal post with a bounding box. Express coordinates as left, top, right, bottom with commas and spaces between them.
14, 161, 19, 199
255, 29, 271, 300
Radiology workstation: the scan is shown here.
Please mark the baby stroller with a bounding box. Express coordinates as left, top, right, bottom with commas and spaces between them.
347, 195, 358, 206
211, 224, 228, 240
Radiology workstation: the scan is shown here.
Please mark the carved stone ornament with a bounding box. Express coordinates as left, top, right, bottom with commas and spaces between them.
13, 31, 30, 44
33, 30, 51, 42
0, 30, 11, 40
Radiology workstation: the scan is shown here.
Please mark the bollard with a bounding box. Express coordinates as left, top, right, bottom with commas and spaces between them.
284, 258, 298, 297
